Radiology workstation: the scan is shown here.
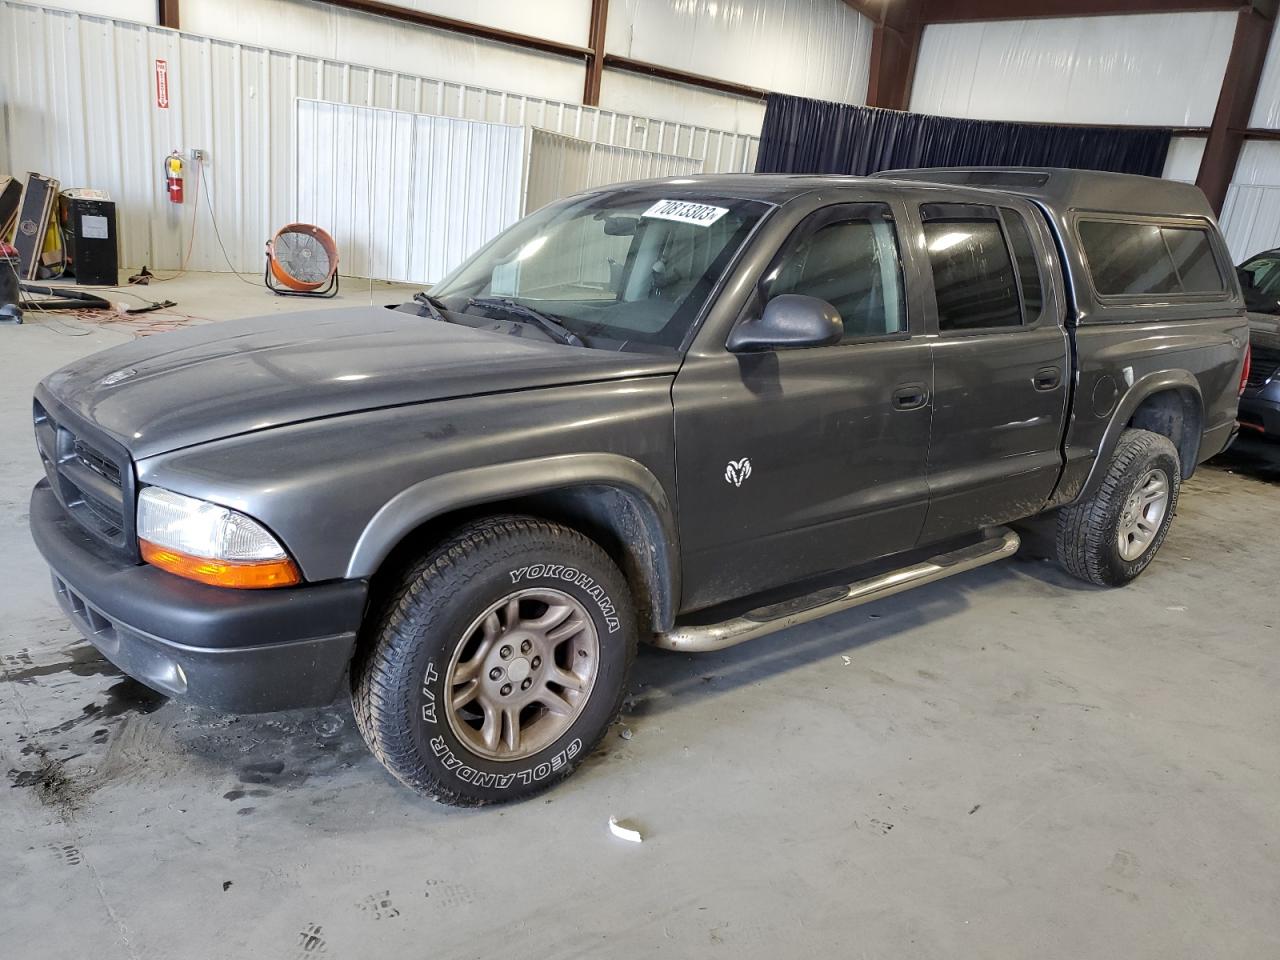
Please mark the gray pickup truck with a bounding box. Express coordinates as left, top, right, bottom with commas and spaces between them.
30, 168, 1248, 805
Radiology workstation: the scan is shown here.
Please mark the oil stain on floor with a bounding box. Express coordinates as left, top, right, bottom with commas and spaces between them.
5, 643, 169, 812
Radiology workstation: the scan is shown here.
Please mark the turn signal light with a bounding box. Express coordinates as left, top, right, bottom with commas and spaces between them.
140, 540, 302, 589
1239, 343, 1251, 396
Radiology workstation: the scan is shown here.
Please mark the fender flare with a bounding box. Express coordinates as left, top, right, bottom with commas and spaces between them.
1076, 369, 1204, 502
345, 453, 680, 629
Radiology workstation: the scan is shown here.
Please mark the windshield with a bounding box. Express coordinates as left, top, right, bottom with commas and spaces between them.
428, 187, 771, 351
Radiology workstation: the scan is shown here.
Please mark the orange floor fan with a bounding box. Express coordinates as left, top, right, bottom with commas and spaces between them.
265, 223, 339, 297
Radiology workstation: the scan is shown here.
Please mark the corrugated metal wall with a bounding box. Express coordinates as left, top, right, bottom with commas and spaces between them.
1163, 137, 1208, 185
605, 0, 874, 108
0, 0, 759, 275
910, 12, 1237, 127
599, 70, 768, 140
29, 1, 875, 135
1222, 26, 1280, 262
1219, 141, 1280, 262
1250, 20, 1280, 130
37, 0, 153, 20
296, 101, 527, 284
182, 0, 590, 107
525, 128, 703, 214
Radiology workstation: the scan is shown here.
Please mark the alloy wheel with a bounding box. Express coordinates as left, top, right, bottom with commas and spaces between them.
1116, 468, 1170, 561
442, 588, 599, 761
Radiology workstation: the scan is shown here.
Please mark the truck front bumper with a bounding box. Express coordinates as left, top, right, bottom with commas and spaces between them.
29, 480, 368, 713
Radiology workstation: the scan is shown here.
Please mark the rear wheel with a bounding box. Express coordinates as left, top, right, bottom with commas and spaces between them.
1055, 428, 1181, 586
351, 516, 636, 805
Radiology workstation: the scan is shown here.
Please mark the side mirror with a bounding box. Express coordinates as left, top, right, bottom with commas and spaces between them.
727, 294, 843, 353
1237, 267, 1257, 290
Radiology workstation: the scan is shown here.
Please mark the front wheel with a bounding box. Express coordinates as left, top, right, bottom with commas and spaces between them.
1055, 428, 1181, 586
351, 516, 636, 805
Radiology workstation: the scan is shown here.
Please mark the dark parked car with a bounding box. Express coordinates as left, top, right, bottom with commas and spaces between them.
1235, 249, 1280, 437
30, 168, 1248, 805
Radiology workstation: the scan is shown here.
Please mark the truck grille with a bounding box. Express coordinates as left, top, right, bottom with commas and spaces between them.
33, 395, 137, 559
1247, 346, 1280, 390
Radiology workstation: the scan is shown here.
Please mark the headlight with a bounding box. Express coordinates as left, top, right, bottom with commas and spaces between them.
136, 487, 301, 589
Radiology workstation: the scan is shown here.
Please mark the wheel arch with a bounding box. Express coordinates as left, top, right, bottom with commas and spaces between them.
346, 454, 680, 632
1077, 370, 1204, 502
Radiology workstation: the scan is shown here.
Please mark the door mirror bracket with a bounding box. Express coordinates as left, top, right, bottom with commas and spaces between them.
727, 294, 843, 353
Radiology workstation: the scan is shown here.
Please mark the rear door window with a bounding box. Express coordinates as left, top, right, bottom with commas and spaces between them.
1001, 209, 1045, 322
921, 203, 1023, 331
1078, 220, 1224, 297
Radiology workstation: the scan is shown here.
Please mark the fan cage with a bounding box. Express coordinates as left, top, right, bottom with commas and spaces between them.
266, 223, 339, 293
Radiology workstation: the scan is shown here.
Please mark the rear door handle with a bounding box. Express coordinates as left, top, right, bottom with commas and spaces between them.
1033, 367, 1062, 391
892, 383, 929, 411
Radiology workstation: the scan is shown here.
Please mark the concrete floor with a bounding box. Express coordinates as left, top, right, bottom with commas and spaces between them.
3, 274, 1279, 959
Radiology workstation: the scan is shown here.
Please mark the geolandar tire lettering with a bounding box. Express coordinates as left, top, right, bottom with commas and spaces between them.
428, 733, 582, 789
351, 515, 636, 806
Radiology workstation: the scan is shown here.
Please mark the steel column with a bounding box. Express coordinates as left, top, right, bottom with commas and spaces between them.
1197, 6, 1276, 213
583, 0, 608, 106
157, 0, 179, 29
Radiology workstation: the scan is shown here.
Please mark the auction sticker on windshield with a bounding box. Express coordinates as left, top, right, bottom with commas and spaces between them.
642, 199, 729, 227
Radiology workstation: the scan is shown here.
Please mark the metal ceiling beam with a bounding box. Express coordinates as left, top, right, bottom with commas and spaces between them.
315, 0, 1277, 136
920, 0, 1271, 24
1198, 6, 1276, 212
602, 55, 767, 101
314, 0, 765, 104
583, 0, 608, 106
314, 1, 592, 60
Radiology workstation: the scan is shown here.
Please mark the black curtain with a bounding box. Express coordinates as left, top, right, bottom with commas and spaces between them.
755, 93, 1172, 178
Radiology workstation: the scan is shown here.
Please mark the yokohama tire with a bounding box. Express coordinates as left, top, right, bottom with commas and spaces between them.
1055, 428, 1181, 587
351, 516, 636, 806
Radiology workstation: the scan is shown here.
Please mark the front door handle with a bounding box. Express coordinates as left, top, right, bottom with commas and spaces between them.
892, 383, 929, 411
1033, 367, 1062, 391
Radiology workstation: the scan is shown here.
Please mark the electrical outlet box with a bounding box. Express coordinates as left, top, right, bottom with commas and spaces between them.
191, 148, 208, 164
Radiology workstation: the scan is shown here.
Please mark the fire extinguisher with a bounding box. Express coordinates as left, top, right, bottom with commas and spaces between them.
164, 150, 184, 204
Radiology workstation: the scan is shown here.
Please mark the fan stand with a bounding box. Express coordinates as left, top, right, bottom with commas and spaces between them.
263, 254, 339, 298
264, 223, 340, 298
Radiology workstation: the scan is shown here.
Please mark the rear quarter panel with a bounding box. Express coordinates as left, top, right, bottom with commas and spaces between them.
1034, 204, 1247, 504
1052, 310, 1248, 505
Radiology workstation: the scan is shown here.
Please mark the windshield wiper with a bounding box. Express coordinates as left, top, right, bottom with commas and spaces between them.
466, 296, 585, 347
413, 291, 451, 324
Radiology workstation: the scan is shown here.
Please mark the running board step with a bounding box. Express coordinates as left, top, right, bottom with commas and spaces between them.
651, 528, 1021, 653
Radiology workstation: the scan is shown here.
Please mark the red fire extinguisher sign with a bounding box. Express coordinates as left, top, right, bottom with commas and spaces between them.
155, 60, 170, 109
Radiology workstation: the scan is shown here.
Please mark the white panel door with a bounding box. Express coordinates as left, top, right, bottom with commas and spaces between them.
296, 99, 526, 284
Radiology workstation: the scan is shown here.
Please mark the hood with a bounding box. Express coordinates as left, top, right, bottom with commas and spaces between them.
41, 307, 678, 459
